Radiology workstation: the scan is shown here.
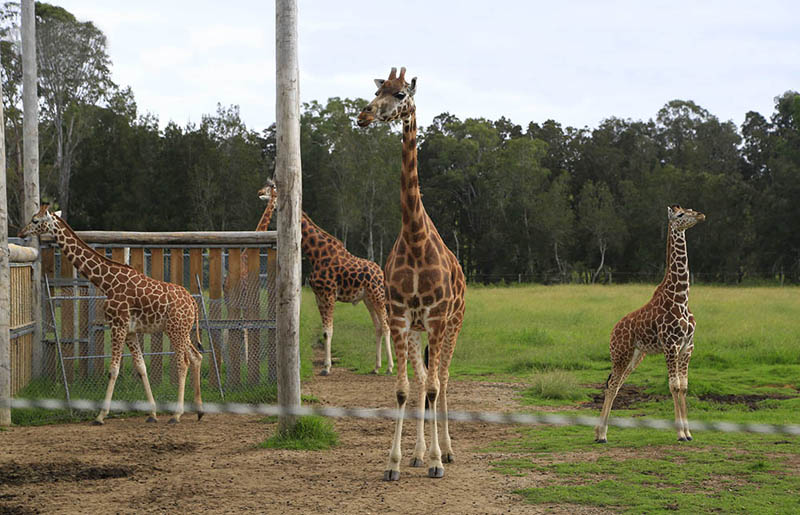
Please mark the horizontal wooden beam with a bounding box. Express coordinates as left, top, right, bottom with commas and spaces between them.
40, 231, 277, 246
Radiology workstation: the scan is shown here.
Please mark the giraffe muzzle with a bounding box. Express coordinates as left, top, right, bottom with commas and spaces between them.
357, 111, 375, 127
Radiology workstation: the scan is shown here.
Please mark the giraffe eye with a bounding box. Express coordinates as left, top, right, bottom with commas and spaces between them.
394, 92, 406, 100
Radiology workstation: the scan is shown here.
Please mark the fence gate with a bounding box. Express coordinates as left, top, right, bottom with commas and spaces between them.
20, 231, 278, 416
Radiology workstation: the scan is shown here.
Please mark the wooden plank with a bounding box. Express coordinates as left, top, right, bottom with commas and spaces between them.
149, 248, 164, 384
41, 248, 57, 380
169, 248, 184, 385
90, 248, 105, 377
208, 248, 223, 389
60, 253, 75, 384
266, 247, 278, 383
227, 248, 243, 388
246, 248, 261, 385
111, 247, 126, 264
40, 231, 277, 245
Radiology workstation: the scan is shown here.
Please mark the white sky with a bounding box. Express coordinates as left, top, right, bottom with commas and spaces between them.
53, 0, 799, 131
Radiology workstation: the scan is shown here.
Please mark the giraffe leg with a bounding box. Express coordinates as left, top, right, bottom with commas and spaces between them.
665, 345, 688, 441
594, 345, 644, 443
125, 334, 158, 422
439, 319, 461, 463
189, 343, 204, 421
408, 331, 427, 467
384, 324, 410, 481
94, 325, 126, 425
315, 294, 335, 376
425, 325, 446, 478
677, 341, 694, 441
168, 330, 190, 424
365, 301, 383, 374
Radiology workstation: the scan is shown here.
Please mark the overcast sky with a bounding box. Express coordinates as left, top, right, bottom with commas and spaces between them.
53, 0, 799, 132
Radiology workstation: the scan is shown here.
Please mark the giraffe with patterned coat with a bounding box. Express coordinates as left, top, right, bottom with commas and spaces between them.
358, 67, 467, 481
595, 204, 705, 443
256, 181, 393, 376
19, 204, 204, 425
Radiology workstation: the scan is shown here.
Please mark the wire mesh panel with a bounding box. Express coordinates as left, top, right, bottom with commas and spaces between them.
17, 234, 277, 421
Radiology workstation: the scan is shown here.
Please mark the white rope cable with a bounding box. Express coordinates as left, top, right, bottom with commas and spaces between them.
5, 397, 800, 435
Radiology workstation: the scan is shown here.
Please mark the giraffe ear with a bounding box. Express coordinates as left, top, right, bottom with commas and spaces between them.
54, 210, 62, 218
374, 79, 385, 89
408, 77, 417, 97
667, 206, 677, 219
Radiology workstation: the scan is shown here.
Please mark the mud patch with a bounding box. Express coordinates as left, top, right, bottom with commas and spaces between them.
0, 462, 133, 485
698, 393, 793, 410
584, 384, 667, 410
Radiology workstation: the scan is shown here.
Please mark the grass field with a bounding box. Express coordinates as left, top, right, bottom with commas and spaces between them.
301, 283, 800, 512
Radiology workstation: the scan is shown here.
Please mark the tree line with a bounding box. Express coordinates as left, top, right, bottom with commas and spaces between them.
3, 3, 800, 284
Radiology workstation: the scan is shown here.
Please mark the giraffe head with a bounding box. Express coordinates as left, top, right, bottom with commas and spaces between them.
18, 203, 60, 238
357, 67, 417, 127
667, 205, 705, 230
257, 178, 277, 202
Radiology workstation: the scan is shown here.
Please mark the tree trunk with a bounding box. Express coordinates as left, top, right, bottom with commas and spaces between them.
592, 239, 607, 284
0, 48, 11, 426
275, 0, 302, 434
21, 0, 42, 379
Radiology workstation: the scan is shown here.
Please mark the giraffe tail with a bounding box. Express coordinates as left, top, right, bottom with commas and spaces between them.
424, 344, 430, 410
193, 304, 205, 353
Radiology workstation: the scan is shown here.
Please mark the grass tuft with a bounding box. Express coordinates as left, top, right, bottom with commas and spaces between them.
260, 416, 339, 450
523, 371, 586, 401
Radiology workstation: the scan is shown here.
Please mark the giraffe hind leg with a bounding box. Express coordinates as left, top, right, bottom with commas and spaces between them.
126, 333, 158, 422
94, 326, 127, 425
595, 345, 644, 443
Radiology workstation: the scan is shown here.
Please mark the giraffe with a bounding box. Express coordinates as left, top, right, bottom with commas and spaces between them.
594, 204, 705, 443
357, 67, 467, 480
256, 181, 393, 376
19, 204, 204, 425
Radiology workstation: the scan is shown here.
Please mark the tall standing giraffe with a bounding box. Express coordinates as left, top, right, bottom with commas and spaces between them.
256, 181, 393, 376
358, 67, 466, 480
595, 205, 705, 443
19, 204, 204, 425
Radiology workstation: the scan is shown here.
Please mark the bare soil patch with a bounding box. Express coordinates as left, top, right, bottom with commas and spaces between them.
584, 384, 794, 411
0, 350, 574, 514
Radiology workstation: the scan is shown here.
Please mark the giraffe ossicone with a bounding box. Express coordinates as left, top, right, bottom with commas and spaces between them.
255, 181, 393, 377
359, 67, 466, 481
19, 204, 204, 425
594, 204, 705, 443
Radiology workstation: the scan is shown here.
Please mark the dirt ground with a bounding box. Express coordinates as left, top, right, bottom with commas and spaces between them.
0, 352, 597, 515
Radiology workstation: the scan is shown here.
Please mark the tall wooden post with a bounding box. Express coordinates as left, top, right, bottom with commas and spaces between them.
0, 52, 11, 426
21, 0, 42, 379
275, 0, 302, 432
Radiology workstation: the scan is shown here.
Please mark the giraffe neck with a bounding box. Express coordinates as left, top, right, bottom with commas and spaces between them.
52, 216, 121, 290
400, 111, 427, 244
300, 212, 344, 264
255, 193, 277, 231
661, 226, 690, 301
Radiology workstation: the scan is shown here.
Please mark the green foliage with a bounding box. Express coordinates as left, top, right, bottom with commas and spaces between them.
259, 416, 339, 451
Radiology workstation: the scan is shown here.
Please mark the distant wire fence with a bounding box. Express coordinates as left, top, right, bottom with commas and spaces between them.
467, 270, 797, 285
9, 232, 281, 423
6, 397, 800, 436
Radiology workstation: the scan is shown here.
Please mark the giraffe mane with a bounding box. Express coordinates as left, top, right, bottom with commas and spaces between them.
54, 215, 137, 271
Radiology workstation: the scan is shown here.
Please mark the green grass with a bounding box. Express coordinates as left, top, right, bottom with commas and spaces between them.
259, 416, 339, 450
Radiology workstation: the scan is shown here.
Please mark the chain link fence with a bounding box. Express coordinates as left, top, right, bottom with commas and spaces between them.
14, 238, 277, 421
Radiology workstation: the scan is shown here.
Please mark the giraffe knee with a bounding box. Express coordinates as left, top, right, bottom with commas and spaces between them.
426, 390, 438, 405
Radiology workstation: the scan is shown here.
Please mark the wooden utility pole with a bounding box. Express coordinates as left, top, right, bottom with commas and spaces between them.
275, 0, 302, 432
21, 0, 42, 378
0, 44, 10, 426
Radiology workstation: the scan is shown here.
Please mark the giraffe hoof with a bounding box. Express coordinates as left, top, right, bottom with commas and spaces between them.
146, 416, 157, 423
383, 470, 400, 481
385, 369, 393, 376
320, 369, 329, 376
678, 437, 688, 442
168, 417, 179, 424
371, 368, 380, 375
428, 467, 445, 478
686, 435, 693, 441
91, 420, 104, 426
410, 457, 425, 467
444, 453, 455, 464
595, 438, 607, 444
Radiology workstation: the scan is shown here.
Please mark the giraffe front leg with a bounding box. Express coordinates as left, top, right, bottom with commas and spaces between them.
665, 345, 687, 441
384, 324, 409, 481
408, 332, 427, 467
425, 326, 446, 478
315, 294, 335, 376
440, 322, 459, 463
678, 342, 694, 441
126, 334, 157, 422
94, 326, 126, 425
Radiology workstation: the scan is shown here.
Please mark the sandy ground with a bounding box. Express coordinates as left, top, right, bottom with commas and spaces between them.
0, 352, 596, 515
